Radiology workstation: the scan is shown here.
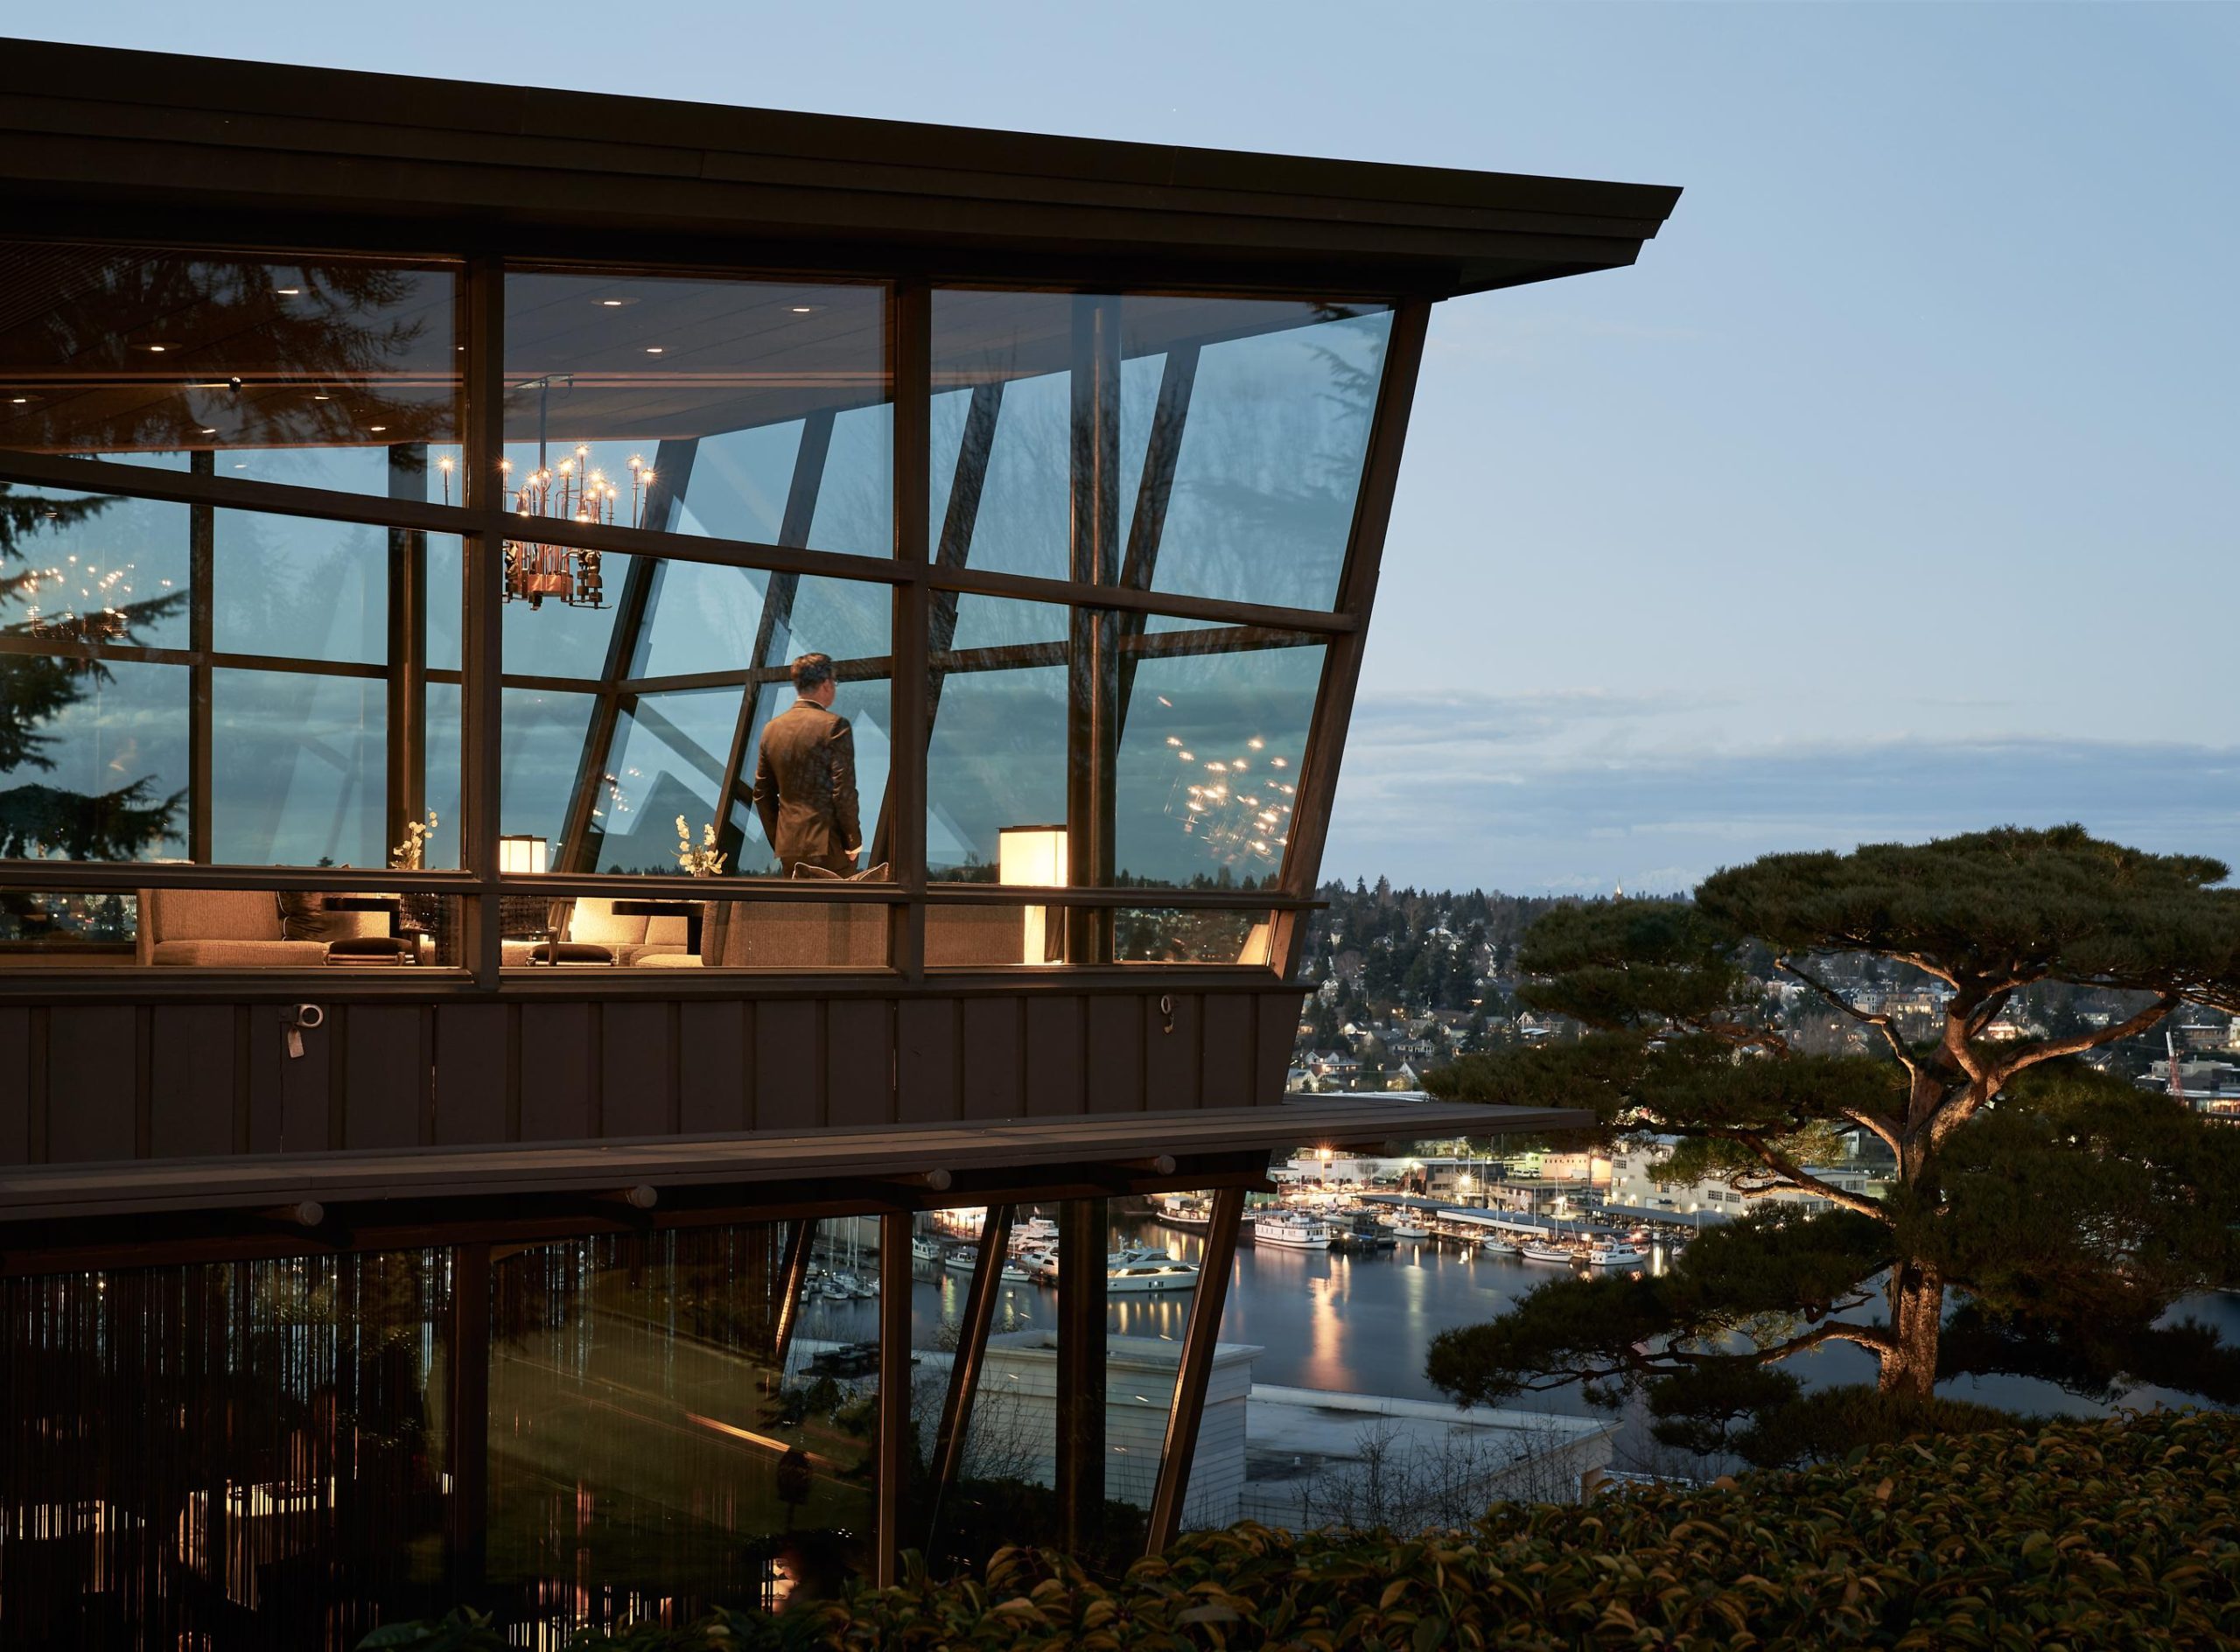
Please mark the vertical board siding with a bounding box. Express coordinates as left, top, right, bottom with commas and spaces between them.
518, 1004, 596, 1142
676, 1000, 749, 1135
1200, 995, 1254, 1108
44, 1007, 137, 1163
894, 998, 958, 1124
1144, 990, 1201, 1110
244, 1004, 331, 1153
0, 1007, 30, 1165
753, 1000, 820, 1130
825, 1000, 895, 1129
1023, 996, 1086, 1117
598, 1002, 674, 1138
434, 1004, 509, 1144
148, 1006, 234, 1159
1254, 991, 1302, 1106
343, 1006, 430, 1150
1085, 997, 1144, 1113
959, 998, 1023, 1120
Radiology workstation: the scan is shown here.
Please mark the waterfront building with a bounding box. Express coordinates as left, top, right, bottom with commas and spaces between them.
0, 39, 1676, 1645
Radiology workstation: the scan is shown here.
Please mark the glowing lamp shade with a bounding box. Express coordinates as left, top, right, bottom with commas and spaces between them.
498, 834, 549, 875
998, 824, 1068, 965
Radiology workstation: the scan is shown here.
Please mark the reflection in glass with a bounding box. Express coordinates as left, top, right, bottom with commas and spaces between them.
1115, 907, 1275, 966
213, 510, 387, 664
928, 293, 1387, 610
0, 651, 186, 860
0, 1253, 451, 1645
1113, 634, 1323, 890
635, 558, 767, 680
503, 272, 890, 558
212, 668, 384, 867
590, 690, 737, 873
1142, 300, 1389, 611
489, 1226, 872, 1631
498, 687, 594, 851
927, 597, 1068, 882
0, 243, 459, 496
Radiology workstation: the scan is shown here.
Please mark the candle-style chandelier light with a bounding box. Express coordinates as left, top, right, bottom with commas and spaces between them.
432, 374, 663, 611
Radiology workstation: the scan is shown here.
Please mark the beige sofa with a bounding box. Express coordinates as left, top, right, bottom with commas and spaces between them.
136, 888, 394, 966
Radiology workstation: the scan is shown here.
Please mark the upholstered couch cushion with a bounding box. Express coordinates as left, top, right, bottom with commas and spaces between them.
148, 939, 333, 968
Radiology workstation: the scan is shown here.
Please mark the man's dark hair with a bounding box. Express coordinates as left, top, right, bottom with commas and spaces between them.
791, 652, 836, 691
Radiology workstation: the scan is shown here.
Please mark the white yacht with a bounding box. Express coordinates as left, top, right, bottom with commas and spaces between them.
1586, 1242, 1648, 1267
1156, 1194, 1212, 1229
1017, 1247, 1061, 1281
1107, 1256, 1200, 1292
911, 1236, 942, 1264
1390, 1219, 1429, 1242
1010, 1215, 1060, 1250
1520, 1240, 1577, 1264
1253, 1211, 1331, 1250
1479, 1235, 1520, 1256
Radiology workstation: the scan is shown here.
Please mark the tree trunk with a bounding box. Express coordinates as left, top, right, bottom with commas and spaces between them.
1881, 1261, 1943, 1399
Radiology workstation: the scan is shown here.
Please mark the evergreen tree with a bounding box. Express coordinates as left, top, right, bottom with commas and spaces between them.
1423, 827, 2240, 1457
0, 486, 186, 858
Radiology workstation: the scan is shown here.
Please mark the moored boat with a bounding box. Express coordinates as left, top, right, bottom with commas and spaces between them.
1253, 1211, 1331, 1250
1586, 1242, 1647, 1267
1520, 1241, 1576, 1264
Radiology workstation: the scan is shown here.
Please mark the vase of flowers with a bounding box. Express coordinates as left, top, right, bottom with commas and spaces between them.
677, 816, 728, 963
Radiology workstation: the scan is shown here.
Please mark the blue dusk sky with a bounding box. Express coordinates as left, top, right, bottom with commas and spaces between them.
39, 3, 2237, 895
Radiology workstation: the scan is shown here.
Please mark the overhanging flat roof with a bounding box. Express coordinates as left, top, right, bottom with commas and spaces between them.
0, 1096, 1580, 1228
0, 40, 1680, 298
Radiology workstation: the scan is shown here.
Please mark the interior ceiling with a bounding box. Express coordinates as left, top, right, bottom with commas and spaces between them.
0, 248, 1387, 455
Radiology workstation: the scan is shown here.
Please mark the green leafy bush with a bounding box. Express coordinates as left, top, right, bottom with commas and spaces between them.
365, 1410, 2240, 1649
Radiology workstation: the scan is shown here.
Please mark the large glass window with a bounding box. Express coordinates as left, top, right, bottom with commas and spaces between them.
1113, 627, 1323, 890
2, 481, 461, 868
502, 271, 890, 558
927, 596, 1069, 882
490, 1224, 872, 1631
0, 243, 460, 496
930, 292, 1388, 609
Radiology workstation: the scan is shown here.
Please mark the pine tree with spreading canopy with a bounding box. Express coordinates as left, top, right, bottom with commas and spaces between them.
1423, 827, 2240, 1462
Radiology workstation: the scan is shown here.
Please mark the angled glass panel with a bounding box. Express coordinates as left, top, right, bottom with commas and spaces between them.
1116, 907, 1277, 966
1132, 299, 1390, 612
928, 293, 1159, 584
0, 483, 189, 648
927, 596, 1068, 884
212, 510, 387, 665
0, 243, 460, 496
211, 668, 384, 867
588, 689, 738, 874
499, 550, 633, 681
503, 272, 889, 557
635, 557, 768, 681
1112, 628, 1324, 891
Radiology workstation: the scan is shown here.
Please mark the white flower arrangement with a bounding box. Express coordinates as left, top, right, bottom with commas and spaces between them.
390, 808, 439, 871
676, 816, 727, 878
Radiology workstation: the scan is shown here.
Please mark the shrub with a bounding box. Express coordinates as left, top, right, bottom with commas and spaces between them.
364, 1410, 2240, 1649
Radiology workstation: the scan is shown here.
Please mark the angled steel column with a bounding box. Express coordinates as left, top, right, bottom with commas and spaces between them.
556, 438, 696, 872
1144, 1186, 1244, 1553
1112, 343, 1198, 743
714, 410, 833, 868
770, 1216, 817, 1375
924, 1203, 1012, 1552
461, 256, 508, 984
875, 1209, 914, 1588
1055, 1194, 1109, 1556
1271, 301, 1431, 978
885, 281, 932, 961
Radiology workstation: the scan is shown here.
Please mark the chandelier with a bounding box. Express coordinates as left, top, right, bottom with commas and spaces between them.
433, 444, 658, 611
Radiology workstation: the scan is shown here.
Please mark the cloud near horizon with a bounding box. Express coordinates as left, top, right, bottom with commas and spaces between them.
1321, 703, 2240, 894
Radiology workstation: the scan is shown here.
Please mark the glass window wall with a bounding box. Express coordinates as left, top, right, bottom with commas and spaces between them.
0, 243, 460, 496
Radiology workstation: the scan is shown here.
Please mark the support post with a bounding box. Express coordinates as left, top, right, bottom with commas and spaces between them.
446, 1239, 493, 1590
1065, 295, 1121, 963
387, 442, 430, 854
186, 448, 214, 862
1144, 1186, 1244, 1553
770, 1216, 816, 1375
875, 1209, 914, 1587
1056, 1195, 1108, 1556
925, 1203, 1012, 1552
462, 256, 507, 984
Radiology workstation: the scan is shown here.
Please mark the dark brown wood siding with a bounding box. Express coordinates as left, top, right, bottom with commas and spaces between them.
2, 986, 1294, 1170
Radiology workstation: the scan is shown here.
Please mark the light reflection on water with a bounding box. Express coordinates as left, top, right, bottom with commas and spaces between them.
818, 1216, 2240, 1423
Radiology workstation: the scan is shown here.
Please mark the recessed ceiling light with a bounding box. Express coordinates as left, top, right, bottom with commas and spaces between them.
601, 299, 625, 307
312, 394, 331, 402
275, 286, 301, 296
790, 305, 816, 314
200, 426, 218, 435
368, 424, 388, 432
9, 396, 27, 405
644, 346, 665, 354
233, 462, 248, 469
144, 344, 168, 353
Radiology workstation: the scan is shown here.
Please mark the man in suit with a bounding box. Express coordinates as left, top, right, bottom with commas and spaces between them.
753, 652, 861, 877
